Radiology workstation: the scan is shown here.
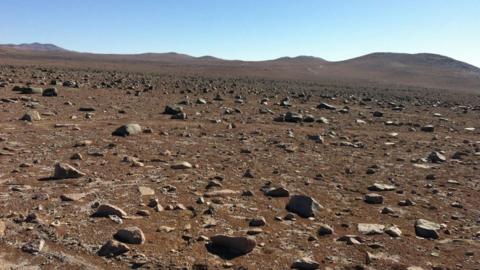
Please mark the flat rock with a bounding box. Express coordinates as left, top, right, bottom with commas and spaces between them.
264, 187, 290, 197
60, 193, 86, 201
357, 223, 385, 235
368, 183, 396, 191
291, 257, 320, 270
138, 186, 155, 196
171, 161, 192, 169
204, 189, 240, 198
209, 235, 256, 255
93, 203, 127, 218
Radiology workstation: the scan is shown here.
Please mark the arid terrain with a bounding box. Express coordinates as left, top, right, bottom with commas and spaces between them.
0, 45, 479, 270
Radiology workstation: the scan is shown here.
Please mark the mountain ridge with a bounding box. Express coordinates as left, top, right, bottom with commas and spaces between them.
0, 43, 479, 92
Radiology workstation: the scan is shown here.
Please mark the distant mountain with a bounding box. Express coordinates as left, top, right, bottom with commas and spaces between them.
0, 43, 479, 92
0, 42, 67, 52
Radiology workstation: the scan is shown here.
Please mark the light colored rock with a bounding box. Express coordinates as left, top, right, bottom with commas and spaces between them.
60, 193, 86, 201
415, 219, 440, 239
357, 223, 385, 235
171, 161, 192, 169
138, 186, 155, 196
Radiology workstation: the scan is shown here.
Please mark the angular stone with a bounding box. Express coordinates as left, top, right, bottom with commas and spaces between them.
385, 225, 402, 237
53, 162, 86, 179
415, 219, 440, 239
318, 224, 334, 236
285, 195, 323, 218
428, 151, 446, 163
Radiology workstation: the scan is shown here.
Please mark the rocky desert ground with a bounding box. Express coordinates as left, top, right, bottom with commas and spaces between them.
0, 62, 479, 270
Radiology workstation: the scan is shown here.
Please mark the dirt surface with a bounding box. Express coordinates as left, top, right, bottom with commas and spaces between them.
0, 61, 479, 270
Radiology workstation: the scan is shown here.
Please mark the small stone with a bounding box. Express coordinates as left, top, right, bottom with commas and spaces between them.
209, 235, 256, 255
428, 151, 446, 163
357, 223, 385, 235
421, 125, 435, 132
112, 123, 142, 137
285, 195, 323, 218
318, 224, 334, 236
53, 162, 86, 179
21, 239, 45, 254
264, 187, 290, 197
291, 257, 320, 270
114, 227, 145, 244
171, 161, 192, 169
60, 193, 86, 201
415, 219, 440, 239
138, 186, 155, 196
42, 87, 58, 96
20, 111, 41, 122
385, 225, 402, 237
93, 204, 127, 218
98, 240, 130, 257
368, 183, 395, 191
364, 193, 384, 204
249, 217, 266, 227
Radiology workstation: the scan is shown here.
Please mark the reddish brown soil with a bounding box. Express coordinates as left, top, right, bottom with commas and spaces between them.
0, 54, 479, 270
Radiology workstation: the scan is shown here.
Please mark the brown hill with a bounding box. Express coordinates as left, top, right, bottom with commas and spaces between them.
0, 43, 479, 92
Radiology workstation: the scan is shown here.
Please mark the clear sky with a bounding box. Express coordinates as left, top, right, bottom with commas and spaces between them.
1, 0, 479, 66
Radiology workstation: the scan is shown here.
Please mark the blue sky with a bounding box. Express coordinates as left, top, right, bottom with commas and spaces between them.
1, 0, 479, 66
